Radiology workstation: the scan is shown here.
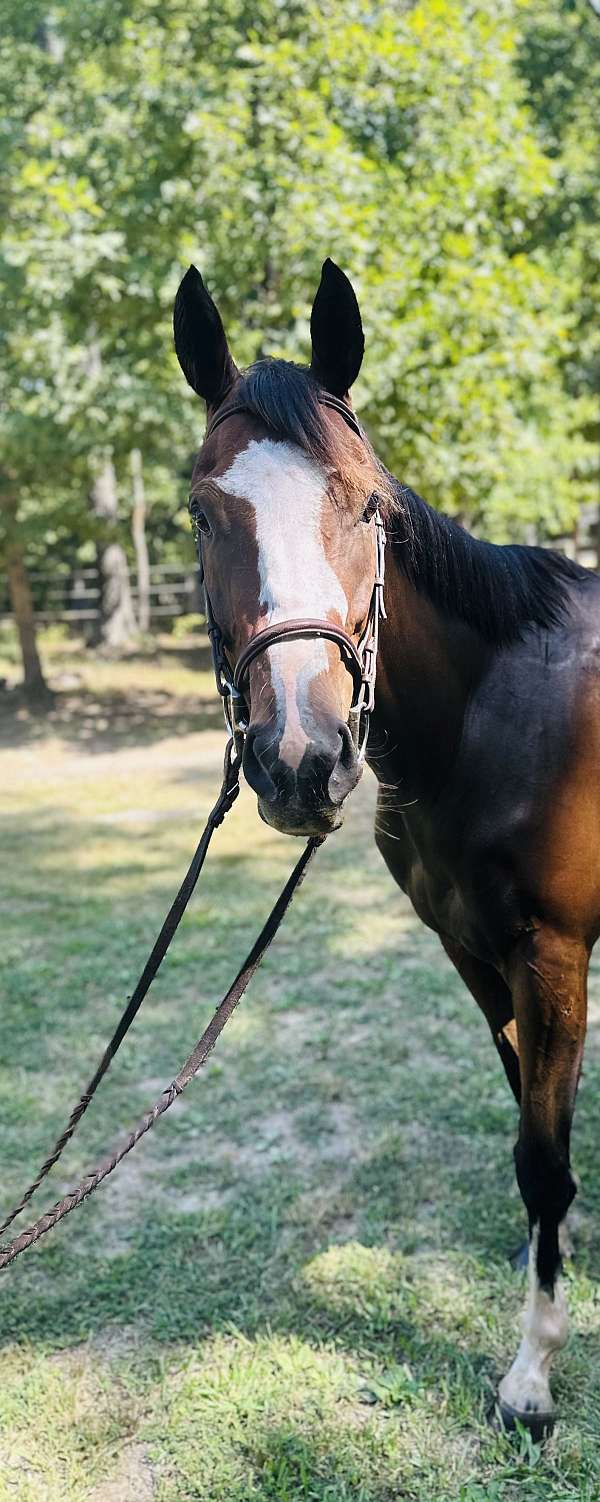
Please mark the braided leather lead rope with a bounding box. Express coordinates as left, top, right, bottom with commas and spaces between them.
0, 737, 242, 1241
0, 833, 320, 1270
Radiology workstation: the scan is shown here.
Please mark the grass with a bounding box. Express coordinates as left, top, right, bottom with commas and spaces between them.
1, 633, 600, 1501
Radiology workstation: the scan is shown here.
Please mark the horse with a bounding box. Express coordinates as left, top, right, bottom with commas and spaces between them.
173, 257, 600, 1436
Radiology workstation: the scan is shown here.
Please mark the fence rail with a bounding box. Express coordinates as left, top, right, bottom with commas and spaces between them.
0, 565, 204, 626
2, 530, 598, 630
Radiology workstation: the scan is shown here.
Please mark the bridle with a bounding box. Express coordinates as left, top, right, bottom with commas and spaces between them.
189, 391, 386, 762
191, 394, 386, 761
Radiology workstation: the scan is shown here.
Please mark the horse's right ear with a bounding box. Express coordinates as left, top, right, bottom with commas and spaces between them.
173, 266, 238, 405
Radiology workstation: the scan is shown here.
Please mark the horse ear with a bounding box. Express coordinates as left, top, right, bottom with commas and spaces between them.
173, 265, 238, 405
309, 259, 365, 397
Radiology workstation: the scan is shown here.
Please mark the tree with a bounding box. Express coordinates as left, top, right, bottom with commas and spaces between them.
1, 0, 595, 694
130, 448, 150, 634
0, 491, 47, 696
518, 0, 600, 554
42, 0, 590, 541
0, 2, 134, 685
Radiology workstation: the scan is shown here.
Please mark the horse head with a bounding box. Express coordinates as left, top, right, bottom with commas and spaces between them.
174, 259, 385, 837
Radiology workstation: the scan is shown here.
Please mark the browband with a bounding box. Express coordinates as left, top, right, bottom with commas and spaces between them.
205, 390, 365, 442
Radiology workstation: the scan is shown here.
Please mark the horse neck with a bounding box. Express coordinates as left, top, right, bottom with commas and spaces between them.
370, 552, 489, 798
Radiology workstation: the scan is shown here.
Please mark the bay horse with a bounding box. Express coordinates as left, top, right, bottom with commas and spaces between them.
174, 257, 600, 1436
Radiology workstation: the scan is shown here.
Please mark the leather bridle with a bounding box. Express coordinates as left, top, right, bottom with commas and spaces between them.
189, 391, 386, 761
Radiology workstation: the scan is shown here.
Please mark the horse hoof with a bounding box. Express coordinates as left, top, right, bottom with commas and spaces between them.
489, 1399, 555, 1443
508, 1240, 529, 1271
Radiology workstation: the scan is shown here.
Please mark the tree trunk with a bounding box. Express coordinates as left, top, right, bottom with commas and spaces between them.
5, 536, 48, 697
90, 457, 137, 651
130, 448, 151, 634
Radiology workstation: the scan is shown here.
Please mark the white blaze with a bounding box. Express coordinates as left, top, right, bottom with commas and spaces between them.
219, 439, 348, 768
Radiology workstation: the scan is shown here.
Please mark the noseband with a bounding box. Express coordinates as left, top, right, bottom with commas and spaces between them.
189, 392, 386, 761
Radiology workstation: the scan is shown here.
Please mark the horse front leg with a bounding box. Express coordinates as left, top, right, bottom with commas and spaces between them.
496, 926, 588, 1437
440, 936, 521, 1104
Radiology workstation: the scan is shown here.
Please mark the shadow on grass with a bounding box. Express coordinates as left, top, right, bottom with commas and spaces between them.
0, 685, 224, 751
1, 770, 599, 1483
180, 1419, 446, 1502
1, 1072, 599, 1344
0, 639, 221, 751
0, 1176, 499, 1405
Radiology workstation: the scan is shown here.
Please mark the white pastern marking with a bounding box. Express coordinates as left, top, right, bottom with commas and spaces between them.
220, 440, 348, 767
499, 1227, 569, 1414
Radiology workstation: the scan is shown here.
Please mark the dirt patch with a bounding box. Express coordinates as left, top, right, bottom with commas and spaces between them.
89, 1324, 145, 1363
87, 1443, 155, 1501
45, 1322, 153, 1372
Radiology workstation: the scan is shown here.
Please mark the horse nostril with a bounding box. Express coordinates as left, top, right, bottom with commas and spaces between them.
337, 720, 356, 771
328, 721, 359, 806
243, 724, 278, 800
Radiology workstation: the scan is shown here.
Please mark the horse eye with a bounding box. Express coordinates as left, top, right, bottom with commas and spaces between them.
361, 492, 379, 524
188, 499, 211, 535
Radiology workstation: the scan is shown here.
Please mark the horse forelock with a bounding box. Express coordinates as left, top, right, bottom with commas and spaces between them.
202, 358, 384, 509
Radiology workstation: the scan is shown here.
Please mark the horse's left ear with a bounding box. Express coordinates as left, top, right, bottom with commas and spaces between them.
309, 259, 365, 397
173, 265, 238, 406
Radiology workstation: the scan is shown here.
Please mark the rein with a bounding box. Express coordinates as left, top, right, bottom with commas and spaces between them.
0, 390, 384, 1271
0, 737, 320, 1270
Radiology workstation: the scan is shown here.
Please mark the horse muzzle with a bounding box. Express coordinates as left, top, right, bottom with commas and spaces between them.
243, 718, 362, 837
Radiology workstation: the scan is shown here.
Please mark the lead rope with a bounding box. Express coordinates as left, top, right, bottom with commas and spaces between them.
0, 832, 321, 1271
0, 738, 243, 1245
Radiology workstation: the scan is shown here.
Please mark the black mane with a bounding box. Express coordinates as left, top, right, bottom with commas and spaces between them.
388, 479, 587, 644
232, 359, 587, 645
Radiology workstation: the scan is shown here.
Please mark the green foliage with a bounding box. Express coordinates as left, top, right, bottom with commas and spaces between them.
0, 0, 597, 575
518, 0, 600, 509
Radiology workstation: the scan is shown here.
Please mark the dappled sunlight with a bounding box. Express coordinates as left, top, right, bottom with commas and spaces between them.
301, 1241, 408, 1321
2, 655, 600, 1498
300, 1241, 499, 1348
0, 638, 222, 754
155, 1327, 476, 1501
0, 1340, 144, 1501
1, 0, 598, 1481
328, 905, 419, 959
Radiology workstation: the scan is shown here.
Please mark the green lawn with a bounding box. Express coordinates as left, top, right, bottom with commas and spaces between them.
1, 638, 599, 1501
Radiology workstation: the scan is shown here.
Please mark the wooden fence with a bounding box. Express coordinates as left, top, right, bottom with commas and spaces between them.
0, 564, 204, 627
1, 520, 597, 632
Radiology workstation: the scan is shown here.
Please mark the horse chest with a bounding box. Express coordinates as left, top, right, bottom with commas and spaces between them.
374, 806, 500, 961
373, 732, 547, 964
372, 611, 600, 960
